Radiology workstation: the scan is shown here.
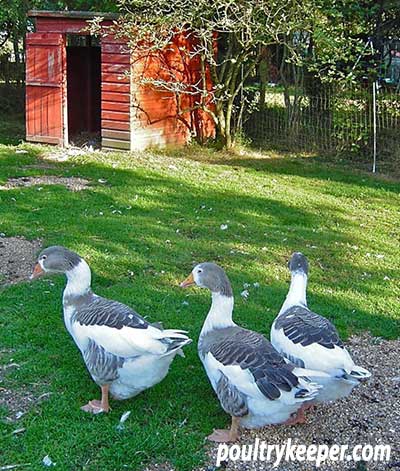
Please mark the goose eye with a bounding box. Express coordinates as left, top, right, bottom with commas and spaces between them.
197, 269, 202, 274
41, 255, 47, 261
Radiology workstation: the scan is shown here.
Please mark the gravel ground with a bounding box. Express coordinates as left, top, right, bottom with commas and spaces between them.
144, 463, 175, 471
0, 236, 42, 285
201, 334, 400, 471
0, 175, 90, 191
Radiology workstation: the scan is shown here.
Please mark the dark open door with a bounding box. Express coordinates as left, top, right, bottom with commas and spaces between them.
67, 41, 101, 139
26, 33, 66, 145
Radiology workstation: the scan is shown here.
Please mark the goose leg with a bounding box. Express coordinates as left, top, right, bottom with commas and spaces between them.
81, 384, 110, 414
283, 403, 308, 425
207, 416, 240, 443
304, 403, 317, 412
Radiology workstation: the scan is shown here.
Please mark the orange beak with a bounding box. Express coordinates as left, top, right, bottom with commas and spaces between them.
180, 272, 195, 288
30, 263, 44, 280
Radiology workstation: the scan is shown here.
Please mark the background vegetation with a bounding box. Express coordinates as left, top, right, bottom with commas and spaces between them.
1, 0, 399, 154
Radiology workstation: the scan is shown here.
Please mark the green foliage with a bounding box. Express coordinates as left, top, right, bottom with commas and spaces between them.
301, 0, 400, 83
332, 90, 371, 155
48, 0, 118, 12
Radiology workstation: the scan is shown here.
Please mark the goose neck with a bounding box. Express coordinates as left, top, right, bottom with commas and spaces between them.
63, 259, 92, 300
201, 292, 235, 335
279, 271, 308, 314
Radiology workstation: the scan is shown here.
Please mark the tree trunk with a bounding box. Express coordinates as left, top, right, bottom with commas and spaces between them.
213, 103, 234, 149
214, 104, 228, 148
225, 101, 234, 149
13, 34, 20, 86
259, 55, 269, 111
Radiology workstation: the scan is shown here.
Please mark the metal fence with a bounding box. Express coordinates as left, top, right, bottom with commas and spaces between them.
244, 84, 400, 171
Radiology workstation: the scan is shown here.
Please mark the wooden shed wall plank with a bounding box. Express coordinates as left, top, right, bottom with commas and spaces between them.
102, 83, 130, 93
102, 119, 130, 131
102, 91, 130, 103
102, 43, 130, 54
102, 129, 130, 140
102, 101, 129, 112
102, 53, 131, 64
102, 72, 130, 84
102, 63, 131, 73
102, 110, 130, 121
101, 138, 131, 150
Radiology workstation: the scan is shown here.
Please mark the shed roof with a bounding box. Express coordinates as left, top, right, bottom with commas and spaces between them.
28, 10, 119, 20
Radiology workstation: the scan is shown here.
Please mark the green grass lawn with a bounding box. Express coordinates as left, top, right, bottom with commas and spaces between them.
0, 140, 399, 471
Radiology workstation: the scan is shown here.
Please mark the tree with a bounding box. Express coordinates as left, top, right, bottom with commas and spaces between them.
263, 1, 400, 139
296, 0, 400, 85
112, 0, 313, 149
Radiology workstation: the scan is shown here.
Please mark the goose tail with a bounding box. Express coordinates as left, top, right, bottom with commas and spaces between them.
158, 329, 192, 357
294, 379, 321, 401
293, 367, 329, 401
343, 365, 371, 383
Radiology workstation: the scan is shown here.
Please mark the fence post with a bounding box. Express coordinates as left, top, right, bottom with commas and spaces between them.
372, 80, 377, 173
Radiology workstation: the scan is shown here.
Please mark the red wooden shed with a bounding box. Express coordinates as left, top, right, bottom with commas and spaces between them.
26, 10, 214, 151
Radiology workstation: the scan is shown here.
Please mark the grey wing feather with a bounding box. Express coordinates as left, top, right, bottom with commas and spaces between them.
216, 372, 248, 417
74, 294, 149, 330
207, 327, 300, 401
284, 353, 305, 368
276, 306, 343, 349
83, 339, 126, 385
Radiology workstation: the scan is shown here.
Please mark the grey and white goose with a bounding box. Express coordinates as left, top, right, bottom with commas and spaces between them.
180, 262, 322, 443
31, 246, 191, 414
271, 252, 371, 403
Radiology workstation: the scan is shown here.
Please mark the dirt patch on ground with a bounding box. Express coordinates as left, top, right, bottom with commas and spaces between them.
0, 176, 90, 191
22, 163, 57, 171
201, 334, 400, 471
0, 351, 51, 422
0, 237, 42, 285
1, 382, 36, 421
1, 387, 52, 423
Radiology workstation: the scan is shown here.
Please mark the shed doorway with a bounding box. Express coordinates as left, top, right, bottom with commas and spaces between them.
66, 34, 101, 147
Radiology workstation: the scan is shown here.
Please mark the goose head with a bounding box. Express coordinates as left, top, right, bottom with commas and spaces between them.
180, 262, 233, 297
31, 246, 83, 279
288, 252, 309, 275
